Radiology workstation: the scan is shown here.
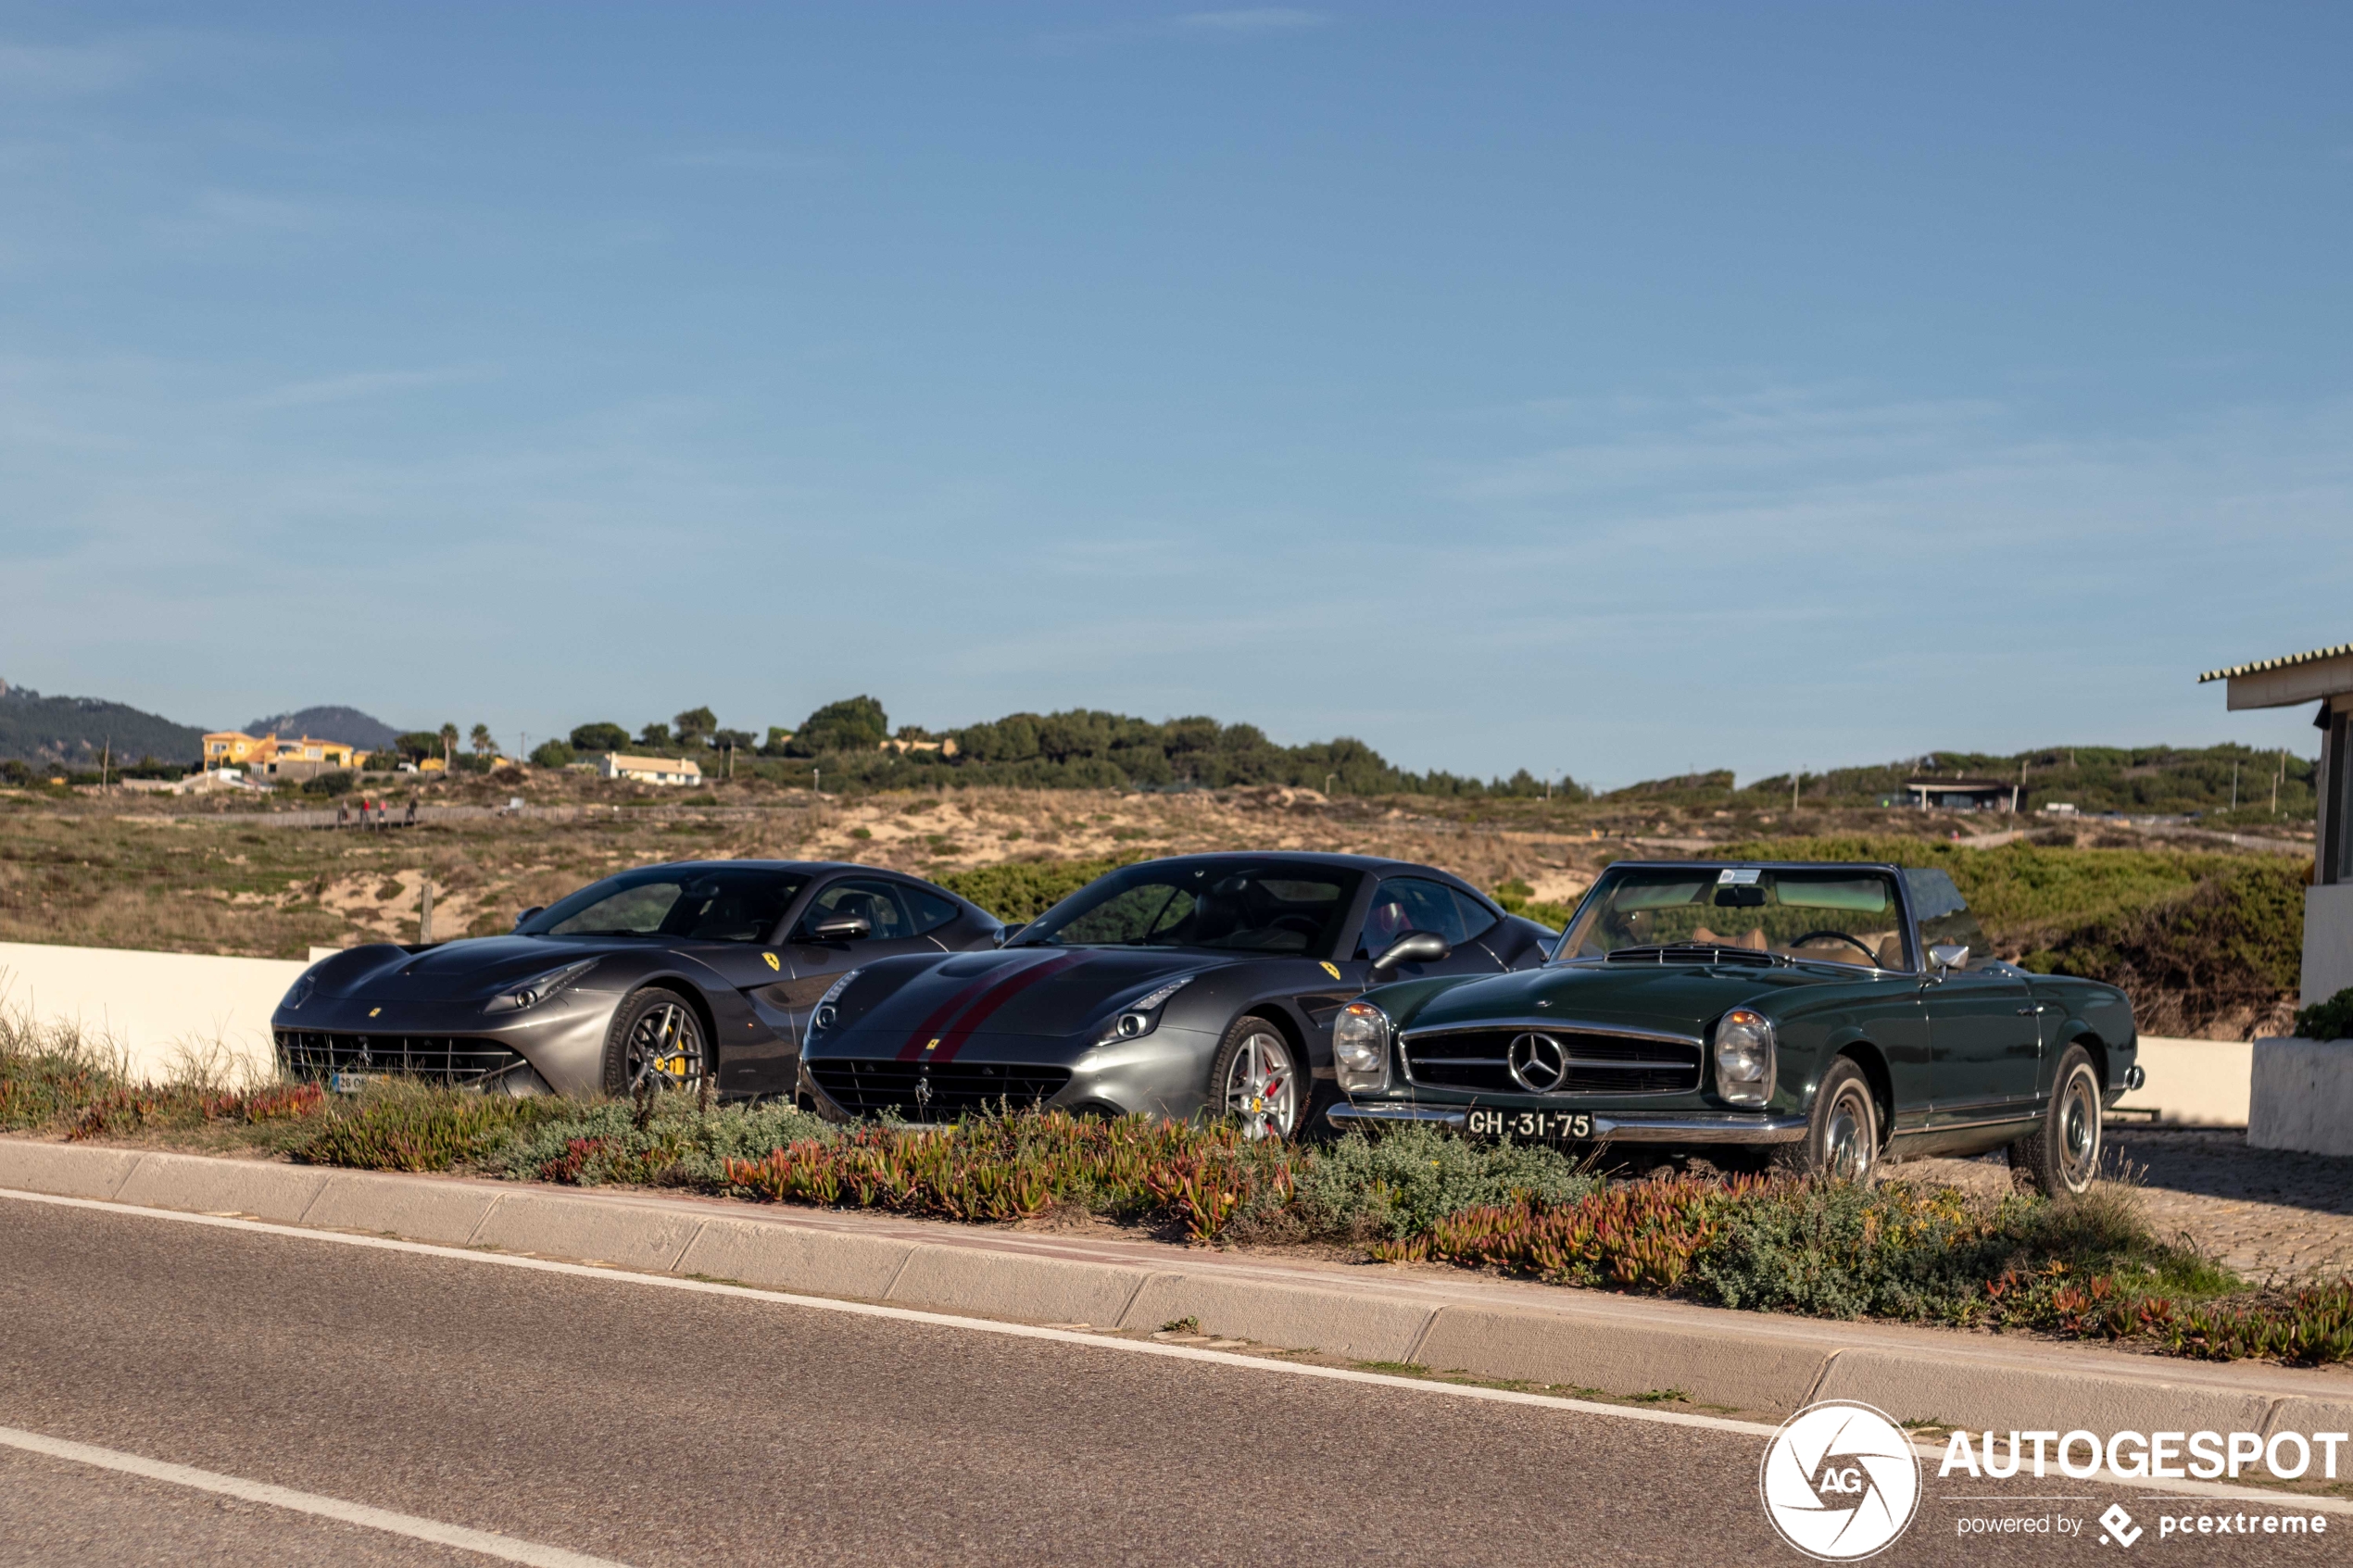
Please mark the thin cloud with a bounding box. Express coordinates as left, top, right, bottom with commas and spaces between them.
0, 40, 143, 97
634, 148, 837, 174
1173, 9, 1331, 32
238, 367, 496, 412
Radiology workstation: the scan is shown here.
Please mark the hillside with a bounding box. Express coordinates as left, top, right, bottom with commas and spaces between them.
0, 682, 204, 767
245, 706, 401, 750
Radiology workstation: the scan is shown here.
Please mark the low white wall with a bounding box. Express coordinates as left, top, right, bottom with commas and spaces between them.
0, 941, 306, 1088
2110, 1035, 2251, 1127
2249, 1037, 2353, 1158
2304, 883, 2353, 1009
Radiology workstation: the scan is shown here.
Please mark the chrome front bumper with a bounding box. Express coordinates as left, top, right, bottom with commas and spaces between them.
1326, 1102, 1810, 1144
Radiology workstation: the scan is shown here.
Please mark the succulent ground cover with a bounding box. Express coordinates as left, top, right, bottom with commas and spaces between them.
6, 1014, 2346, 1368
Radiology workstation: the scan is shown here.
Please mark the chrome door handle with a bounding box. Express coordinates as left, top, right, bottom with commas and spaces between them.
2015, 1006, 2042, 1015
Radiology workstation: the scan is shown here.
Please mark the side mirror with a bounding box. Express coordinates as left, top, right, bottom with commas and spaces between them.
993, 922, 1026, 947
513, 907, 544, 931
805, 912, 873, 943
1369, 931, 1452, 983
1927, 943, 1969, 978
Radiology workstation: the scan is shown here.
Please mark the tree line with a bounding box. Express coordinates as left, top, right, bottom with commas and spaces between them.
526, 696, 1588, 798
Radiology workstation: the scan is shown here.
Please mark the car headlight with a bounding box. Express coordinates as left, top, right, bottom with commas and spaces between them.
484, 959, 600, 1014
1333, 1001, 1390, 1094
1714, 1009, 1776, 1107
1096, 976, 1194, 1046
282, 972, 317, 1011
811, 968, 862, 1032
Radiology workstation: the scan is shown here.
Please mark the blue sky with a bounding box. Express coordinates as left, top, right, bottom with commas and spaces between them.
1, 4, 2346, 785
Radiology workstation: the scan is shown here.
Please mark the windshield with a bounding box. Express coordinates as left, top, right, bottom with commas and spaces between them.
520, 866, 809, 943
1018, 861, 1363, 954
1555, 866, 1910, 971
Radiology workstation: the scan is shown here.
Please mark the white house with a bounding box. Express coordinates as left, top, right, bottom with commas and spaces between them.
2198, 639, 2353, 1007
596, 752, 704, 787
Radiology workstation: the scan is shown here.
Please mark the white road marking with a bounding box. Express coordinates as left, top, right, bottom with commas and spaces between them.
7, 1185, 2350, 1520
0, 1423, 630, 1568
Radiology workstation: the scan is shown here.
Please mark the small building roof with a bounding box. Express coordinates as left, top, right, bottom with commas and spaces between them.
2197, 641, 2353, 684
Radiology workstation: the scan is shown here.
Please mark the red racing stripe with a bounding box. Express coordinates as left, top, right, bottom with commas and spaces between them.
896, 965, 1018, 1061
925, 951, 1090, 1063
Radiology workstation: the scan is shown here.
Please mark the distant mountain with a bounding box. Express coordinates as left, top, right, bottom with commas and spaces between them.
0, 681, 205, 766
245, 706, 400, 750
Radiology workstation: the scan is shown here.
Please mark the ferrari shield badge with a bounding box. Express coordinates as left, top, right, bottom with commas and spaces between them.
1319, 961, 1342, 980
762, 952, 781, 971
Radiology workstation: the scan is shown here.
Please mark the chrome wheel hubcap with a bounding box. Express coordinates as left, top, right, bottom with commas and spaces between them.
626, 1001, 703, 1094
2059, 1073, 2098, 1186
1225, 1030, 1297, 1140
1825, 1089, 1872, 1180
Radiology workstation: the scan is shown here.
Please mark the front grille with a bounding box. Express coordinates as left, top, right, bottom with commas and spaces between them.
1402, 1030, 1704, 1096
808, 1060, 1072, 1119
277, 1030, 527, 1087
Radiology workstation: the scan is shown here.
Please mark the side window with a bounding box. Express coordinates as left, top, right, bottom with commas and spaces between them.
1448, 887, 1500, 944
903, 885, 962, 936
805, 878, 916, 941
1903, 868, 1989, 969
1356, 877, 1490, 956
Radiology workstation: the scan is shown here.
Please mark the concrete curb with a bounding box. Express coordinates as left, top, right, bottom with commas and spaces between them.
5, 1138, 2348, 1437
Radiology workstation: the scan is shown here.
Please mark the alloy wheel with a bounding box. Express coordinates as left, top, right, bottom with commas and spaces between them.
625, 999, 704, 1095
1223, 1027, 1298, 1140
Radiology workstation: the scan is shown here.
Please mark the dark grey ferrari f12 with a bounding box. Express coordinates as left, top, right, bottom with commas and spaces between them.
797, 853, 1557, 1137
272, 861, 1002, 1098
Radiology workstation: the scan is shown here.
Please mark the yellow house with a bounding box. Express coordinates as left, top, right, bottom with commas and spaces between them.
202, 731, 367, 774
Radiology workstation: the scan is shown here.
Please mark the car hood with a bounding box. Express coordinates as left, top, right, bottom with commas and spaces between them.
824, 946, 1226, 1049
1383, 960, 1858, 1037
308, 935, 653, 1002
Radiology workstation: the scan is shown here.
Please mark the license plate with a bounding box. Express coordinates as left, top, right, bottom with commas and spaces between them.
329, 1072, 386, 1094
1466, 1107, 1592, 1141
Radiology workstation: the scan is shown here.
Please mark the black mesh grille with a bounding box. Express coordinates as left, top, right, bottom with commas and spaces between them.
1402, 1030, 1703, 1096
277, 1030, 527, 1087
808, 1060, 1072, 1119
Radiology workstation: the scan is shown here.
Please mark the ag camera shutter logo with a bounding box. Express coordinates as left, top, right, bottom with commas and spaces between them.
1759, 1400, 1921, 1561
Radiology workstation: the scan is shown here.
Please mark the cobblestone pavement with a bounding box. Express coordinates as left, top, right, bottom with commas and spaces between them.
1904, 1129, 2353, 1283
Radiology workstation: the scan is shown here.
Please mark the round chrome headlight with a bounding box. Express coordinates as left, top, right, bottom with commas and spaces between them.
1333, 1001, 1390, 1093
1714, 1009, 1776, 1107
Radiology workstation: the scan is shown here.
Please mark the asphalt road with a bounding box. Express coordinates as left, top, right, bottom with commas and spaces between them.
0, 1198, 2338, 1567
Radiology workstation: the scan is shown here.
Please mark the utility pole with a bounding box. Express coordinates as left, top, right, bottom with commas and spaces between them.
2231, 760, 2240, 812
2274, 749, 2284, 816
420, 876, 434, 945
101, 734, 110, 790
1792, 771, 1801, 813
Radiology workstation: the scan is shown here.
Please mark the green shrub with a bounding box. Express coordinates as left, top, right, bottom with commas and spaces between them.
291, 1083, 566, 1172
940, 859, 1120, 922
2296, 986, 2353, 1042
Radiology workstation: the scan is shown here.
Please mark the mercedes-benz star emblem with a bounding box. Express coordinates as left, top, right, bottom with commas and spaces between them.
1507, 1032, 1567, 1093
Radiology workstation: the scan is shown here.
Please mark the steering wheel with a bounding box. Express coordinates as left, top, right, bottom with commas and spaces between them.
1790, 930, 1880, 963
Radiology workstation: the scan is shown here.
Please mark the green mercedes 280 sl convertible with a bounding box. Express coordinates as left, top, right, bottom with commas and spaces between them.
1327, 861, 2145, 1193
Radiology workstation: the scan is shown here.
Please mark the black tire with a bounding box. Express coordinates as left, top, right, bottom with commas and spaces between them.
1208, 1014, 1302, 1140
601, 988, 708, 1098
1775, 1058, 1879, 1181
2010, 1045, 2102, 1196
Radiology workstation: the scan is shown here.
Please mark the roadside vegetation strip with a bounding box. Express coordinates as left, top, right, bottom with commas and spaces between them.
0, 1422, 632, 1568
10, 1012, 2348, 1368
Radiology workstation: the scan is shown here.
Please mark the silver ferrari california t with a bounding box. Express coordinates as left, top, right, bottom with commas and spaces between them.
272, 860, 1003, 1098
797, 853, 1557, 1137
